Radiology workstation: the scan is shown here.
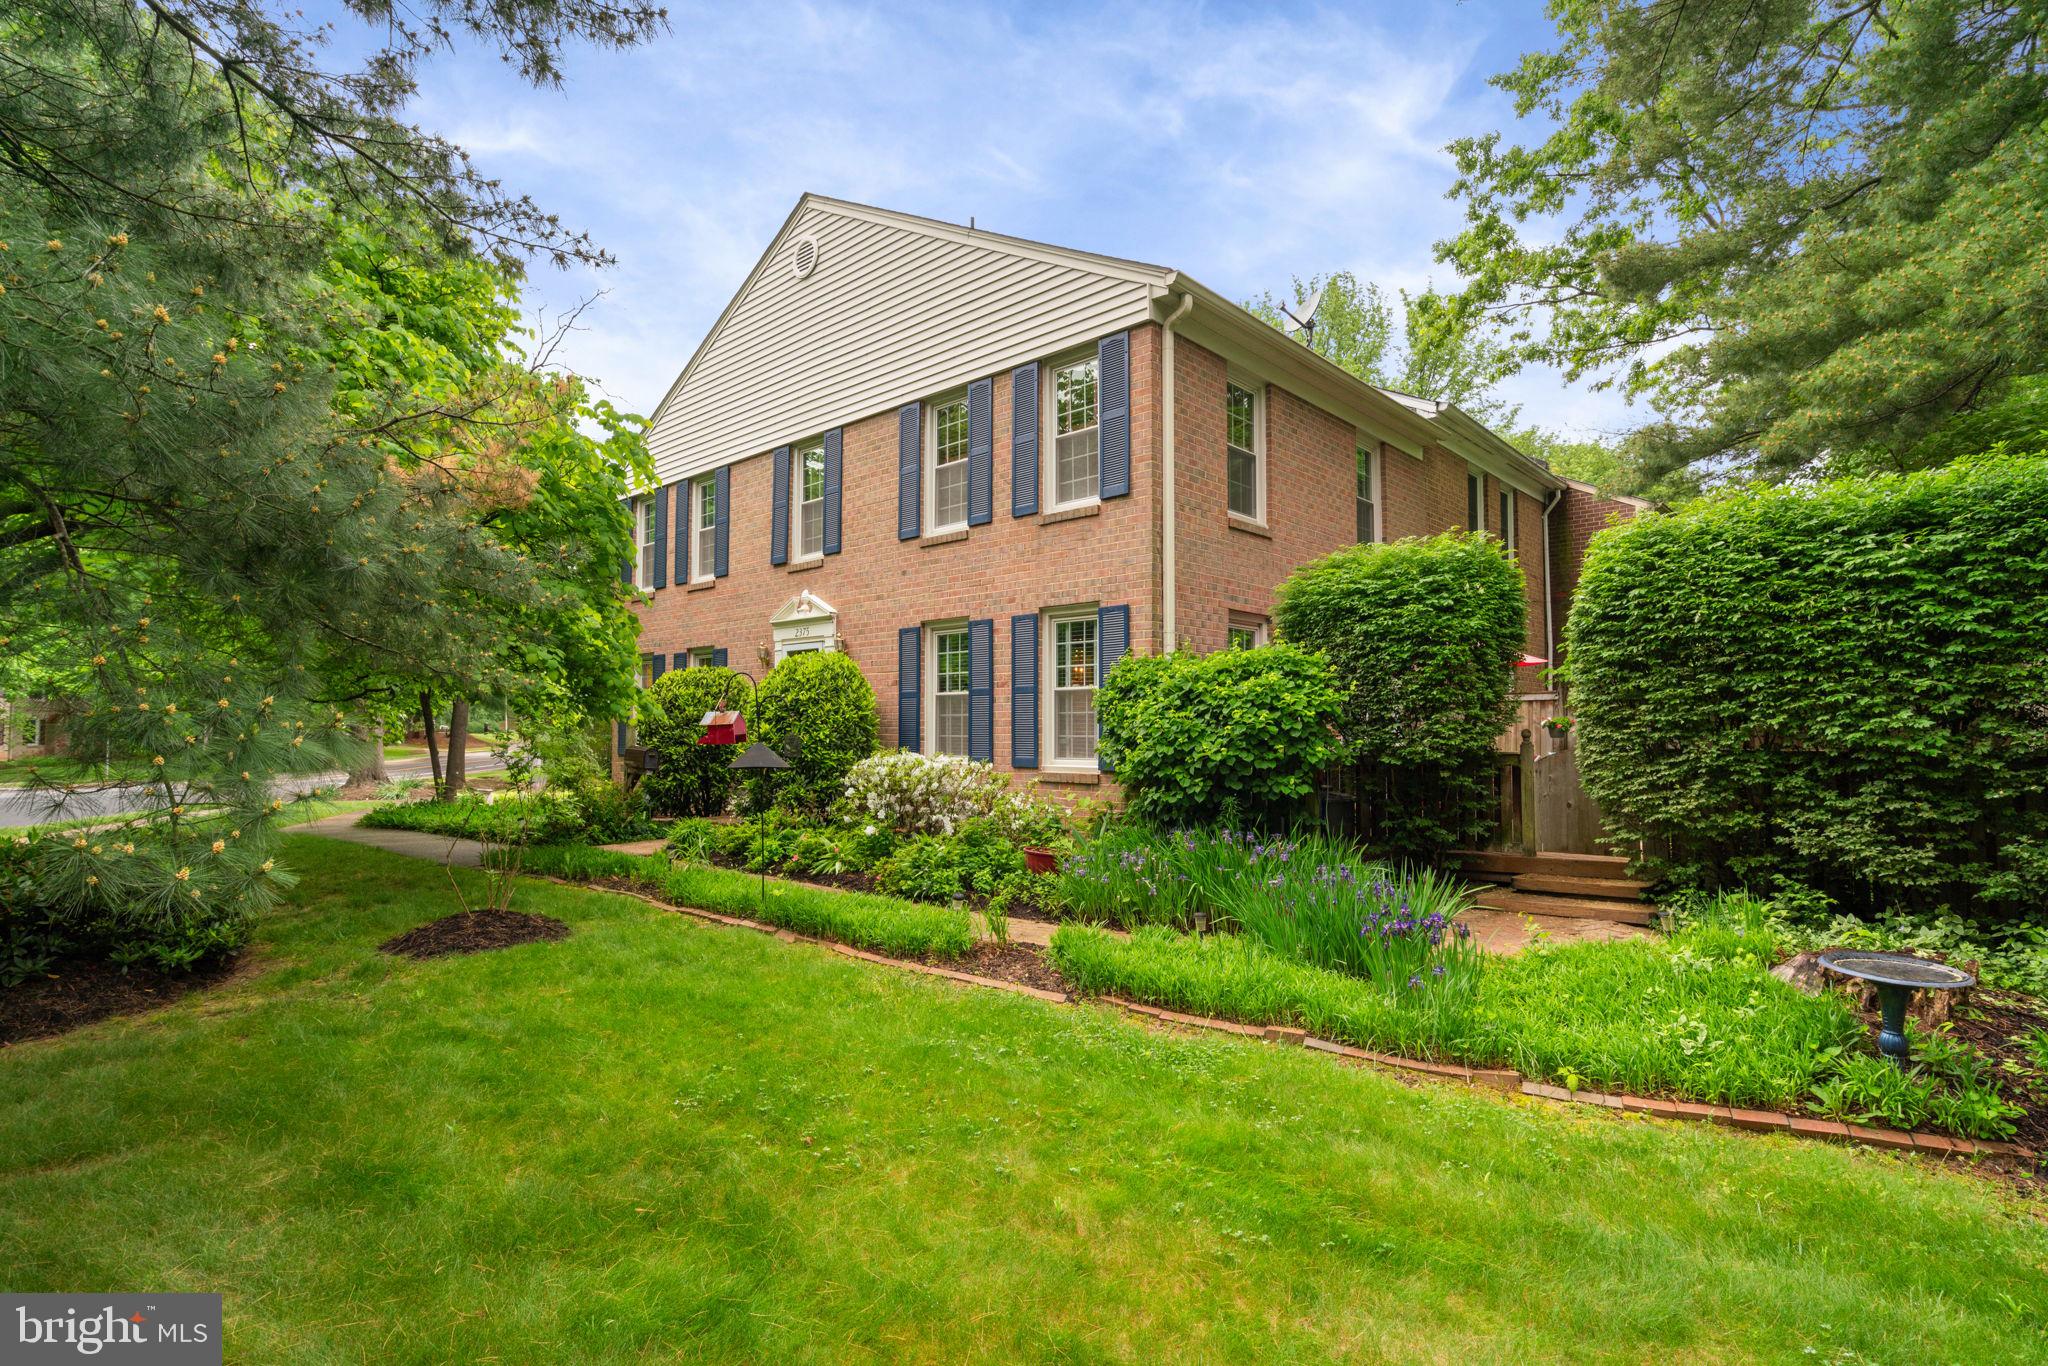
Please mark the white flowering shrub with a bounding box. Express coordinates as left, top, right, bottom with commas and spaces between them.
845, 751, 1023, 836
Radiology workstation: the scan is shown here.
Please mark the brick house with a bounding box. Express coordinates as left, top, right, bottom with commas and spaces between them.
620, 196, 1636, 790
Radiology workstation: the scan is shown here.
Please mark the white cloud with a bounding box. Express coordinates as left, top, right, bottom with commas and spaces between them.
395, 0, 1635, 435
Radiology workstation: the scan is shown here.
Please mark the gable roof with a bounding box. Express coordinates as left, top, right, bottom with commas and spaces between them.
645, 193, 1560, 493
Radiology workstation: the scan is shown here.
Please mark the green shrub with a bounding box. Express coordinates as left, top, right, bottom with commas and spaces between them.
635, 666, 752, 817
876, 836, 968, 903
1567, 455, 2048, 918
1274, 533, 1525, 859
752, 651, 879, 816
516, 844, 974, 959
1095, 643, 1350, 829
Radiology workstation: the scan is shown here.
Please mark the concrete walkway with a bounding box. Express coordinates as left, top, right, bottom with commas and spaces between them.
298, 811, 487, 868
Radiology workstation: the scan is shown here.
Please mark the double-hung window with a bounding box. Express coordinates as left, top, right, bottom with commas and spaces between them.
633, 495, 657, 589
928, 397, 970, 531
1049, 611, 1098, 765
796, 440, 826, 559
929, 624, 971, 757
1356, 442, 1379, 543
1466, 466, 1484, 532
688, 646, 716, 669
1050, 356, 1100, 507
692, 477, 716, 581
1499, 489, 1515, 550
1226, 381, 1260, 519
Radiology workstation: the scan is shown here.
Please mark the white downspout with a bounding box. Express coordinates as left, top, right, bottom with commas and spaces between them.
1160, 289, 1195, 652
1541, 486, 1564, 685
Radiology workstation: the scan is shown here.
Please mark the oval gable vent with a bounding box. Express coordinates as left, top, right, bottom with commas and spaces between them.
791, 235, 820, 280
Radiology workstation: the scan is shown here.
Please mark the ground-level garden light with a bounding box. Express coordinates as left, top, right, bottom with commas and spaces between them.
1819, 950, 1976, 1067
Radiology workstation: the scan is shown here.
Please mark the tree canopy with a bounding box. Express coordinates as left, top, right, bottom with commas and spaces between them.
1441, 0, 2048, 482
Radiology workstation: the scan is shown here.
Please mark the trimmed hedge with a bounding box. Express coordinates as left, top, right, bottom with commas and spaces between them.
1096, 644, 1350, 828
752, 650, 879, 815
1273, 533, 1526, 857
517, 844, 975, 960
636, 666, 752, 817
1567, 456, 2048, 916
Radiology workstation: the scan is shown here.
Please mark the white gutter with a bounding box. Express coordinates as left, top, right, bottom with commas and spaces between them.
1159, 289, 1195, 651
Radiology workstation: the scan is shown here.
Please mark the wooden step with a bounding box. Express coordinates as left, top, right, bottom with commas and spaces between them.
1452, 850, 1632, 879
1471, 888, 1658, 927
1512, 873, 1651, 900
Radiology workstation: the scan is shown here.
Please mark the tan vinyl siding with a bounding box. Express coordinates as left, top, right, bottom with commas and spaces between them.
645, 200, 1165, 484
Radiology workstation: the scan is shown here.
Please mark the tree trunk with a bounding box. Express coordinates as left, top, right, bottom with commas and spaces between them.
446, 697, 470, 795
419, 690, 443, 799
347, 722, 387, 786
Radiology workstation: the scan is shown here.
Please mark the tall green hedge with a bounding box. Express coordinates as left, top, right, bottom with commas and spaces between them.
1096, 643, 1350, 829
1274, 533, 1526, 858
1567, 455, 2048, 916
752, 650, 879, 815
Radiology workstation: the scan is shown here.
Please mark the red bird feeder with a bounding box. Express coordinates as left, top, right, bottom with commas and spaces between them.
697, 709, 747, 746
1515, 654, 1549, 669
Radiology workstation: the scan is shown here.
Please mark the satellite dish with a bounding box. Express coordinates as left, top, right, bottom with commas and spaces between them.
1280, 284, 1325, 345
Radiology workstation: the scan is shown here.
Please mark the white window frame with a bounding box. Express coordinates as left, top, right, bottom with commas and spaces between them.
24, 716, 44, 747
1499, 487, 1516, 551
633, 495, 657, 590
1226, 616, 1269, 651
688, 646, 717, 669
1044, 350, 1103, 513
1466, 465, 1485, 533
793, 439, 826, 561
1356, 439, 1381, 544
925, 393, 971, 534
1225, 374, 1265, 523
924, 620, 972, 758
691, 477, 716, 582
1043, 605, 1101, 771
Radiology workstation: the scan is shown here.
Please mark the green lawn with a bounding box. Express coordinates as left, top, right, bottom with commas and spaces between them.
2, 838, 2044, 1363
0, 754, 152, 786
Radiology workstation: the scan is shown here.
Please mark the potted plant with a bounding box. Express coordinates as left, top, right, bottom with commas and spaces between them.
1023, 845, 1059, 876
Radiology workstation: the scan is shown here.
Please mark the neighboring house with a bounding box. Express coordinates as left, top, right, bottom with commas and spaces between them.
0, 695, 68, 763
620, 195, 1638, 788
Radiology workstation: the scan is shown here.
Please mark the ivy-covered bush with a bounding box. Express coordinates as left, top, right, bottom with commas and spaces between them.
752, 651, 879, 816
1095, 644, 1350, 829
1274, 533, 1526, 858
635, 666, 752, 817
1568, 456, 2048, 918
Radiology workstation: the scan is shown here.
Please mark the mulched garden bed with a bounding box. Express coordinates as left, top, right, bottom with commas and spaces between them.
379, 910, 570, 959
1933, 990, 2048, 1153
1, 955, 244, 1046
945, 941, 1068, 995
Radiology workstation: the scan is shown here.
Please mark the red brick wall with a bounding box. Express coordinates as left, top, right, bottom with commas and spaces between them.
629, 324, 1163, 787
1169, 338, 1550, 667
1549, 482, 1645, 661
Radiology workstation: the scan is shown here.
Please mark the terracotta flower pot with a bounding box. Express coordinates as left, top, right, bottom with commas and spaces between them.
1023, 847, 1059, 876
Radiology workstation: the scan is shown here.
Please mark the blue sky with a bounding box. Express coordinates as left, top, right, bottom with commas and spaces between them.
385, 0, 1630, 440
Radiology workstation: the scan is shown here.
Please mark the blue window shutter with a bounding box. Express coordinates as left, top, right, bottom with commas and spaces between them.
650, 485, 669, 589
1096, 603, 1129, 772
713, 465, 731, 577
1011, 613, 1039, 768
823, 428, 843, 554
710, 647, 728, 669
968, 617, 994, 762
966, 378, 993, 526
674, 483, 691, 584
897, 402, 922, 540
616, 721, 628, 754
650, 653, 667, 678
897, 627, 921, 749
1011, 362, 1039, 517
1098, 331, 1130, 499
770, 446, 791, 565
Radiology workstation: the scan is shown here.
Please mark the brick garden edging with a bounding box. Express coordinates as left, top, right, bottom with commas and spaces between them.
546, 873, 2038, 1167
